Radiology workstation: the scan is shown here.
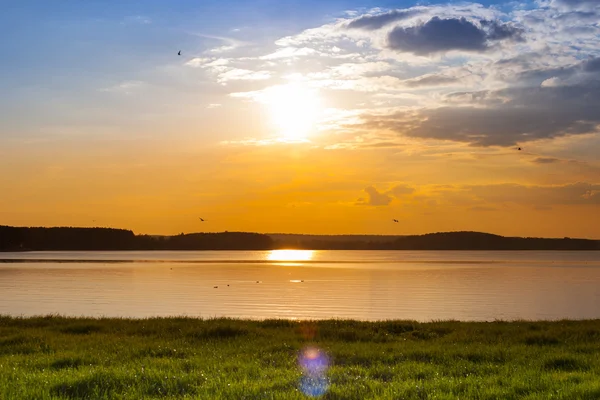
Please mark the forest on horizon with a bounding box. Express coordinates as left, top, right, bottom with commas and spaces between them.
1, 226, 599, 251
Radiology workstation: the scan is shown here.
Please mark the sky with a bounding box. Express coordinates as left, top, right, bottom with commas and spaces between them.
1, 0, 599, 237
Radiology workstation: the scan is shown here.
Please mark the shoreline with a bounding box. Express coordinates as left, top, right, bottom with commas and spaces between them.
3, 315, 600, 322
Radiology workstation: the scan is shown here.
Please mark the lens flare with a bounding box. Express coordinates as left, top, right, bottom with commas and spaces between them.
298, 346, 330, 397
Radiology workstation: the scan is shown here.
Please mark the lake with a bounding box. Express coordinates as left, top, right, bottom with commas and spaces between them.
1, 250, 599, 321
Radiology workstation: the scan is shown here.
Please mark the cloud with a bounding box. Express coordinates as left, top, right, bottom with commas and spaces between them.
583, 57, 600, 72
188, 1, 600, 154
466, 182, 600, 205
355, 184, 416, 206
532, 157, 560, 164
357, 186, 393, 206
361, 141, 404, 148
184, 57, 271, 83
554, 0, 600, 8
409, 182, 600, 209
480, 20, 524, 42
346, 9, 423, 30
185, 58, 213, 68
216, 68, 271, 83
582, 190, 600, 199
365, 81, 600, 146
502, 56, 600, 88
260, 47, 318, 60
403, 73, 462, 87
389, 184, 415, 196
188, 33, 249, 53
386, 17, 522, 55
541, 77, 564, 87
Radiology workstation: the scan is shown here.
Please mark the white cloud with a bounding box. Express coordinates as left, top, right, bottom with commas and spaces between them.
216, 68, 271, 83
541, 77, 563, 87
260, 47, 318, 60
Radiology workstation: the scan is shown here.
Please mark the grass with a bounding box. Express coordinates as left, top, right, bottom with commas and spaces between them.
1, 317, 599, 399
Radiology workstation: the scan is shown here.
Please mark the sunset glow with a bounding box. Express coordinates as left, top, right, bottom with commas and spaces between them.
1, 0, 599, 238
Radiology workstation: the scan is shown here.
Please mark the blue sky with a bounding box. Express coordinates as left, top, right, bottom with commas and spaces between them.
1, 0, 517, 82
1, 0, 531, 137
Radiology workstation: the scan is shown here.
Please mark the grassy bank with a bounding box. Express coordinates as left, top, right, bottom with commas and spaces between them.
1, 317, 599, 399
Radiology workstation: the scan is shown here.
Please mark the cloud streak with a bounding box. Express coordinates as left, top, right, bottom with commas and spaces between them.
346, 9, 423, 30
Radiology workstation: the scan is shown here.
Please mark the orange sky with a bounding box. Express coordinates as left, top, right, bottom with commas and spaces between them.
2, 135, 599, 238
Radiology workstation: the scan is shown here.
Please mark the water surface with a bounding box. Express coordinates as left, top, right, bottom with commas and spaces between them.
1, 250, 599, 321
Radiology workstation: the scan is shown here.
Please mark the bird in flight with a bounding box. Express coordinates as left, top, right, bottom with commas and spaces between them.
199, 218, 205, 222
178, 50, 181, 56
393, 219, 399, 223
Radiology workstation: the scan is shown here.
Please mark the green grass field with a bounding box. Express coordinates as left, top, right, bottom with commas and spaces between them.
1, 316, 599, 399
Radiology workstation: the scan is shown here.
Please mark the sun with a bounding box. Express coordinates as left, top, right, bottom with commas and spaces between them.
262, 83, 322, 142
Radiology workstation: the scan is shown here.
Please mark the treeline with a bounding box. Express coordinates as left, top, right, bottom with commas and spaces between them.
273, 232, 600, 250
0, 226, 273, 251
0, 226, 136, 251
1, 226, 598, 251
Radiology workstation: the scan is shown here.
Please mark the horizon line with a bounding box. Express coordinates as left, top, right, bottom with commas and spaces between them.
2, 225, 599, 241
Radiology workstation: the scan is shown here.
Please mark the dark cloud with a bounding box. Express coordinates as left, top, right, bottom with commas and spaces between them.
386, 17, 522, 55
347, 9, 422, 30
387, 17, 487, 54
364, 81, 600, 146
583, 57, 600, 72
555, 0, 599, 7
500, 56, 600, 86
480, 20, 524, 42
514, 65, 578, 85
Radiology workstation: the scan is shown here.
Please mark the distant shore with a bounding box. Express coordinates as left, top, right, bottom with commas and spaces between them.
1, 225, 599, 251
1, 316, 599, 399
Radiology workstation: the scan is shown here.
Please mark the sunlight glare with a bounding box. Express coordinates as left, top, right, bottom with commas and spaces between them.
263, 83, 322, 142
267, 249, 314, 262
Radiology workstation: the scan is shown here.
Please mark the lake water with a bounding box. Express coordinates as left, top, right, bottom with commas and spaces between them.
1, 250, 599, 321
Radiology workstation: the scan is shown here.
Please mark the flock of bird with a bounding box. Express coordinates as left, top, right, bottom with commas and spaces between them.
212, 280, 304, 289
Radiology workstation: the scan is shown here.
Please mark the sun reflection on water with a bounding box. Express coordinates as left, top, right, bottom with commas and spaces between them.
267, 250, 314, 262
